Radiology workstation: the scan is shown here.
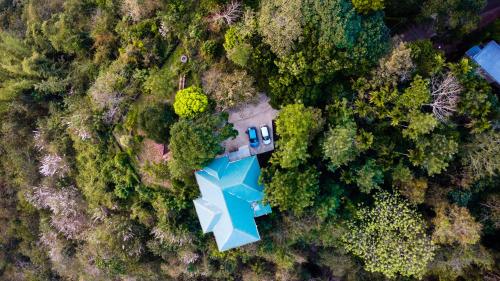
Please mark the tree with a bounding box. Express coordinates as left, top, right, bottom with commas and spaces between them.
303, 0, 360, 51
121, 0, 161, 22
429, 72, 461, 122
0, 33, 65, 112
168, 114, 237, 179
454, 58, 494, 133
173, 86, 209, 119
39, 153, 69, 178
322, 121, 358, 170
396, 75, 431, 112
421, 0, 486, 37
409, 133, 458, 176
208, 1, 242, 25
138, 103, 177, 144
258, 0, 303, 57
461, 130, 500, 180
272, 104, 324, 168
352, 0, 384, 14
427, 244, 494, 281
432, 203, 482, 246
223, 11, 257, 67
374, 41, 414, 85
392, 164, 428, 204
89, 66, 127, 124
202, 66, 258, 111
409, 39, 445, 76
402, 110, 438, 140
343, 192, 435, 279
26, 185, 90, 239
353, 159, 384, 193
263, 167, 319, 216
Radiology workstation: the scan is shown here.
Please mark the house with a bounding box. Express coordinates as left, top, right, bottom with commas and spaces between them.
193, 155, 272, 251
466, 40, 500, 86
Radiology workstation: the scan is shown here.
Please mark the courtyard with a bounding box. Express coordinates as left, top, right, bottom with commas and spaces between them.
221, 94, 278, 159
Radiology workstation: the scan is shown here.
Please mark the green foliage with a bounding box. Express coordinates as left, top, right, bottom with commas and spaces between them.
168, 114, 237, 179
143, 65, 178, 99
303, 0, 361, 50
264, 167, 320, 216
138, 103, 177, 143
322, 122, 358, 170
397, 75, 431, 112
258, 0, 302, 57
409, 134, 458, 175
402, 111, 438, 140
427, 244, 494, 281
0, 0, 499, 280
462, 130, 500, 179
352, 0, 384, 14
272, 104, 324, 168
421, 0, 486, 37
200, 39, 218, 60
343, 192, 435, 279
0, 33, 63, 111
353, 159, 384, 193
409, 40, 445, 76
173, 86, 209, 118
223, 15, 257, 67
453, 58, 496, 133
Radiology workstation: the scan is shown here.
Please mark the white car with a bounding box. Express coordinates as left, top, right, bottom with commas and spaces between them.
260, 125, 271, 145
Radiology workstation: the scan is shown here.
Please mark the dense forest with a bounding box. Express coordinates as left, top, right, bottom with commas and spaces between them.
0, 0, 499, 280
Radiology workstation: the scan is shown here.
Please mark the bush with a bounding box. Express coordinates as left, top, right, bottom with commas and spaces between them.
200, 39, 219, 60
138, 103, 177, 143
173, 86, 209, 118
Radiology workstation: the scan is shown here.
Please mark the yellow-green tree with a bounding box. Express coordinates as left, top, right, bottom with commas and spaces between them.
352, 0, 384, 14
343, 192, 435, 279
173, 86, 209, 119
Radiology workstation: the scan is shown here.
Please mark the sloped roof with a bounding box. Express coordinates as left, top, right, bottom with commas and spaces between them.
467, 41, 500, 84
193, 156, 271, 251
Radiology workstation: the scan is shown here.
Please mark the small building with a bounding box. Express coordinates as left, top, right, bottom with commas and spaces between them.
466, 40, 500, 86
193, 155, 271, 251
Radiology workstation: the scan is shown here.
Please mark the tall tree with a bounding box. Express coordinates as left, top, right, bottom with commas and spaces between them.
168, 114, 237, 179
272, 103, 324, 168
263, 167, 320, 216
432, 203, 482, 246
258, 0, 303, 57
343, 192, 435, 279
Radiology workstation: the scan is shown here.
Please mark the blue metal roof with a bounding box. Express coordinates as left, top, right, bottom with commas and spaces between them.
468, 41, 500, 84
193, 156, 272, 251
466, 45, 482, 58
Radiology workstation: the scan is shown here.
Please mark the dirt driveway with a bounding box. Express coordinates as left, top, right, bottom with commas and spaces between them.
222, 94, 279, 156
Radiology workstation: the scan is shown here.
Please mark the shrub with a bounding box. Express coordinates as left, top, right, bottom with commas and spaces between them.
138, 103, 177, 143
173, 86, 209, 118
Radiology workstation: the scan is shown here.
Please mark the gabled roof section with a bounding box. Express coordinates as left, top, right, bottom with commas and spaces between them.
193, 198, 221, 233
193, 155, 271, 251
467, 40, 500, 84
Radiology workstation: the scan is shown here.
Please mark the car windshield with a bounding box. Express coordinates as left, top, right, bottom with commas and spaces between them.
249, 129, 257, 139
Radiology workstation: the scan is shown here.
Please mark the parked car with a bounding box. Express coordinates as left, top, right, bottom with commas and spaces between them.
247, 127, 260, 148
260, 125, 271, 145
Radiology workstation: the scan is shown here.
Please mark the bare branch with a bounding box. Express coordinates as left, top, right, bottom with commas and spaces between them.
26, 185, 90, 239
39, 153, 69, 178
209, 1, 242, 25
429, 72, 461, 122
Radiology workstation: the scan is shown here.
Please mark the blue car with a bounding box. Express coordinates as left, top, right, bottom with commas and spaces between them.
247, 127, 260, 148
